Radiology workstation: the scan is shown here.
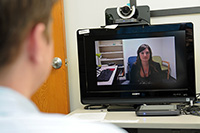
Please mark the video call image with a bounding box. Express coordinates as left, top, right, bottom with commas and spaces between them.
95, 37, 177, 86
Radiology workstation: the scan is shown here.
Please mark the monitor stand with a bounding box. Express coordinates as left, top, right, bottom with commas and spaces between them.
84, 104, 108, 110
107, 105, 139, 111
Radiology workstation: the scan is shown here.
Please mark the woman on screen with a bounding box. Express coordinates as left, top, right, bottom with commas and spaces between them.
130, 44, 164, 84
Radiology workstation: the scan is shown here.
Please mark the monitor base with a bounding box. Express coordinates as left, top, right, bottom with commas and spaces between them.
84, 104, 108, 110
107, 105, 139, 111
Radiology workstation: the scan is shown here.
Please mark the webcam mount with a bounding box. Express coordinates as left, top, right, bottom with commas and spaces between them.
105, 0, 150, 26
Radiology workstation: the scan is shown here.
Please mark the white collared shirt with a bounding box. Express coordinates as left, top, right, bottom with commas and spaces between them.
0, 86, 127, 133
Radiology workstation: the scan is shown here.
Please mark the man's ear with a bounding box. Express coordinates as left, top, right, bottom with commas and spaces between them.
27, 23, 46, 64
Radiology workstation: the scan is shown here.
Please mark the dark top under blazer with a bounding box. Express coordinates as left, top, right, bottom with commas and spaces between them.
130, 61, 164, 84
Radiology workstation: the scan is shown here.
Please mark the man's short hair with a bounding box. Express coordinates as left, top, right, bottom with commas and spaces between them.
0, 0, 57, 69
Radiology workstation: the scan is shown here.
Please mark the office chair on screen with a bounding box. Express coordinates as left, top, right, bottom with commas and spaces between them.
152, 56, 170, 79
126, 56, 137, 79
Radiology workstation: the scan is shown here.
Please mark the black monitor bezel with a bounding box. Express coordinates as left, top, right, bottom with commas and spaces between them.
77, 22, 196, 105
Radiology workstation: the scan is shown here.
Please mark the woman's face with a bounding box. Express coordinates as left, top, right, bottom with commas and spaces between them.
139, 48, 150, 62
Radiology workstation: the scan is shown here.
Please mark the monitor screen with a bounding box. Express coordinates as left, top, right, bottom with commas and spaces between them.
77, 23, 196, 105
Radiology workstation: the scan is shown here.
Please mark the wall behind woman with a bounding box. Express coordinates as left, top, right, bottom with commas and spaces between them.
64, 0, 200, 111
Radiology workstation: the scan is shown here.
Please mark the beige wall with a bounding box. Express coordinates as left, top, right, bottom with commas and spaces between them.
64, 0, 200, 111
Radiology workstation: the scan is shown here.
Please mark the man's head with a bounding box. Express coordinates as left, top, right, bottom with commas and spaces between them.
0, 0, 57, 69
0, 0, 57, 97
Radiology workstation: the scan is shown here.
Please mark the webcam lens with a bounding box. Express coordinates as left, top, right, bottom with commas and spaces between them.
120, 6, 131, 16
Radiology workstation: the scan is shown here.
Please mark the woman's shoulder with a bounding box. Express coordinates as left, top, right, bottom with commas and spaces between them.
151, 61, 161, 70
152, 61, 160, 66
130, 63, 140, 73
132, 63, 137, 67
131, 63, 139, 69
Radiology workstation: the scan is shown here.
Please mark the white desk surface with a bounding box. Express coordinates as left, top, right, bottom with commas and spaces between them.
69, 108, 200, 129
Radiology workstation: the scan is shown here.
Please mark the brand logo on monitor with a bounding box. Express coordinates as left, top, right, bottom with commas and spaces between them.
132, 93, 140, 96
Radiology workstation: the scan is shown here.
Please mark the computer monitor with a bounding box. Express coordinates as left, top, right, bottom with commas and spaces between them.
77, 23, 196, 108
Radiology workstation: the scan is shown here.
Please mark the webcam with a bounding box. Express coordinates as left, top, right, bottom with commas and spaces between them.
117, 5, 136, 19
105, 5, 150, 26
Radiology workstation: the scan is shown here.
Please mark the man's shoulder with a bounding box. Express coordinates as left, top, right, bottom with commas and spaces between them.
0, 113, 127, 133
